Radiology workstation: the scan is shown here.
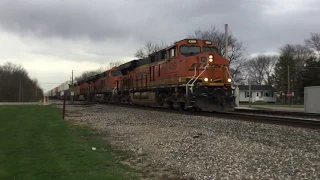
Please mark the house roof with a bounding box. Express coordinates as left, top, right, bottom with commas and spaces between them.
238, 85, 276, 91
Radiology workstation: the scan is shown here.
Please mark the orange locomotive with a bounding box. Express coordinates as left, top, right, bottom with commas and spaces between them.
117, 39, 235, 112
75, 67, 122, 101
74, 38, 236, 112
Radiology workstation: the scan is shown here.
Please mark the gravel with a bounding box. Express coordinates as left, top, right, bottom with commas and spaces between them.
61, 104, 320, 179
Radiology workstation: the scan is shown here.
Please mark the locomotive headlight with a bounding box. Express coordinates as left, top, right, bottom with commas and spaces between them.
209, 55, 213, 62
204, 78, 209, 82
227, 78, 232, 82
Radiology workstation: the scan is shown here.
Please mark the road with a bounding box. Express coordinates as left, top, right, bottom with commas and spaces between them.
0, 101, 50, 105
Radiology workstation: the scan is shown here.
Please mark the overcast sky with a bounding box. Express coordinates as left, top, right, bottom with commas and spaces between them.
0, 0, 319, 92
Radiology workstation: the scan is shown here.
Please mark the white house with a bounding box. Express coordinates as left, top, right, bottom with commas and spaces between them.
237, 85, 277, 103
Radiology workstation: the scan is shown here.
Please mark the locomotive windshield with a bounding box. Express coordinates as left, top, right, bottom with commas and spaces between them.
203, 47, 218, 54
180, 46, 201, 56
111, 70, 122, 77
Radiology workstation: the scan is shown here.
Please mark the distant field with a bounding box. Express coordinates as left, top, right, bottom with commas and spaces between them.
0, 105, 140, 180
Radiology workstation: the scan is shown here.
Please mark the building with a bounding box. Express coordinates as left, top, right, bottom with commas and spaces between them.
304, 86, 320, 113
237, 85, 277, 103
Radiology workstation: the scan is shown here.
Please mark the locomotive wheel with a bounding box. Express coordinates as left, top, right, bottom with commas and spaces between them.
188, 107, 198, 112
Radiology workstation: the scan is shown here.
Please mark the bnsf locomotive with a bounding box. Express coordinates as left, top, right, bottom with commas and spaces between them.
70, 39, 236, 112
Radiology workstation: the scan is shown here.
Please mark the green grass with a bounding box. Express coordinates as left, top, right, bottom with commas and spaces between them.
0, 105, 140, 180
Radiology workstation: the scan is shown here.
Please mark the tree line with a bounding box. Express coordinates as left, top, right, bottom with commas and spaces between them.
0, 62, 43, 102
241, 33, 320, 103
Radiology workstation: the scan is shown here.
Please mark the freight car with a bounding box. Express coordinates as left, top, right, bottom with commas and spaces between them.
73, 38, 236, 112
46, 81, 71, 100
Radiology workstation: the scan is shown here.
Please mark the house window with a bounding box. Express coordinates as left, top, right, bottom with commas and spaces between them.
245, 91, 252, 98
265, 92, 269, 97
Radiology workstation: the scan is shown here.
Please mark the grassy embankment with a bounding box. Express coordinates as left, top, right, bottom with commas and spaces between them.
0, 105, 140, 180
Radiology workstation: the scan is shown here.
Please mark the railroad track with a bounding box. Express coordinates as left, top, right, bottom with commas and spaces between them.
222, 111, 320, 130
52, 99, 320, 130
235, 108, 320, 119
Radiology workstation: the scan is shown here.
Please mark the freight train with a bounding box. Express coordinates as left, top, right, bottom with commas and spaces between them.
46, 80, 71, 100
47, 39, 236, 112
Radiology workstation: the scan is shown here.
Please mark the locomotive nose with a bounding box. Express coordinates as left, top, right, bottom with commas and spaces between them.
208, 54, 214, 62
199, 53, 215, 63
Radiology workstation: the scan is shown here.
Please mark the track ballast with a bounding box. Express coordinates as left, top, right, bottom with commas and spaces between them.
51, 99, 320, 130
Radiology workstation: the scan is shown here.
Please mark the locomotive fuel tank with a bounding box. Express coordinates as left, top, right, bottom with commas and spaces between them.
130, 91, 160, 106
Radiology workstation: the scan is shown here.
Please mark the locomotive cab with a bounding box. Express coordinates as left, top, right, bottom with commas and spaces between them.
171, 39, 236, 112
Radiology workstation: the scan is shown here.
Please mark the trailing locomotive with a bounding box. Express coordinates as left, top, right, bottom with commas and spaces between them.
70, 38, 236, 112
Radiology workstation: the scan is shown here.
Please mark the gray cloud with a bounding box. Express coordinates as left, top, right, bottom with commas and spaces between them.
2, 0, 320, 92
0, 0, 320, 57
0, 0, 131, 41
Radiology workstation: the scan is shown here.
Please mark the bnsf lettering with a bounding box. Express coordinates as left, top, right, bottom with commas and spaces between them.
136, 71, 148, 76
168, 62, 177, 69
190, 63, 223, 69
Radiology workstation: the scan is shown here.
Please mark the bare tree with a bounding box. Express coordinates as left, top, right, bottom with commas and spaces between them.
245, 56, 266, 85
134, 48, 146, 59
189, 26, 219, 43
75, 68, 104, 82
106, 61, 123, 69
244, 55, 278, 86
134, 41, 169, 59
229, 62, 247, 84
263, 55, 278, 85
305, 33, 320, 58
294, 44, 315, 63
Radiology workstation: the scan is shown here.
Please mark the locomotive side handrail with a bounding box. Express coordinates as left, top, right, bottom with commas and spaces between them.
185, 67, 197, 107
185, 65, 208, 108
186, 67, 197, 94
186, 67, 197, 85
190, 64, 209, 92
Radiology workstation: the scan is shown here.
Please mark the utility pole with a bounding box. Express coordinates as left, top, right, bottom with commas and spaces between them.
19, 80, 21, 102
288, 65, 290, 104
224, 24, 228, 59
35, 84, 37, 100
249, 77, 251, 107
62, 94, 66, 120
71, 70, 74, 104
72, 70, 73, 85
